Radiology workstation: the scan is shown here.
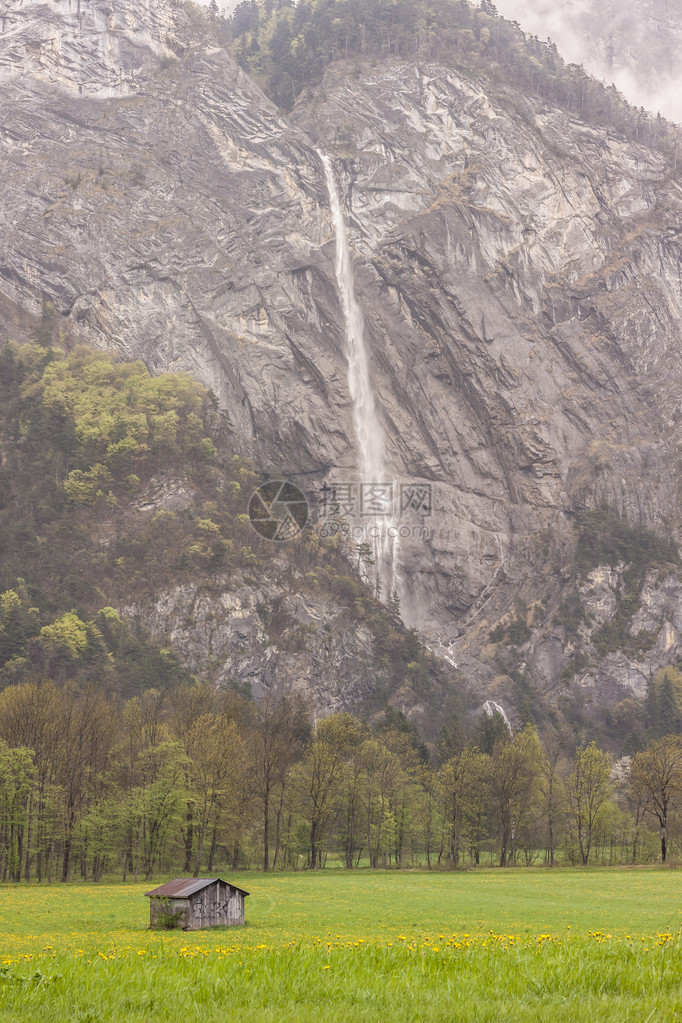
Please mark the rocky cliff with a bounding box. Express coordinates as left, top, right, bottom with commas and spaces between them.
2, 0, 682, 735
292, 60, 682, 727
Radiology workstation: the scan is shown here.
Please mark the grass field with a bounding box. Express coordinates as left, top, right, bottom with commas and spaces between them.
1, 869, 682, 1021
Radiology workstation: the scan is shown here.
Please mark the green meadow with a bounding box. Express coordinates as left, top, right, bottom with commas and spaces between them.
1, 870, 681, 1021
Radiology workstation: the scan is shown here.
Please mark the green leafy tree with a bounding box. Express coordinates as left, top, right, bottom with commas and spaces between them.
488, 725, 542, 867
0, 742, 36, 881
566, 742, 614, 865
630, 736, 682, 863
473, 707, 510, 755
440, 746, 488, 867
185, 714, 246, 877
249, 694, 311, 872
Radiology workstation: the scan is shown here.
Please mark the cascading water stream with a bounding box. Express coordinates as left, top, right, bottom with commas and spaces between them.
319, 151, 402, 602
319, 152, 384, 486
481, 700, 512, 732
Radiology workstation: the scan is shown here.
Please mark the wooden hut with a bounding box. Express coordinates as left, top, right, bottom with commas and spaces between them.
146, 878, 249, 930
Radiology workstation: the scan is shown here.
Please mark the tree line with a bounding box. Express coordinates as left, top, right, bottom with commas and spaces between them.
224, 0, 680, 161
0, 680, 680, 882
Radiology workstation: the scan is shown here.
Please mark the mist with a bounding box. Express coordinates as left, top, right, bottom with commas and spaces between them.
487, 0, 682, 123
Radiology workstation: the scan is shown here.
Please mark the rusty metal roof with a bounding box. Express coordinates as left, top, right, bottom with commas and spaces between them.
145, 878, 250, 899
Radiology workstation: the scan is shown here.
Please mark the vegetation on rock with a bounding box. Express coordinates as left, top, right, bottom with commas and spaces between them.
0, 335, 440, 706
228, 0, 680, 160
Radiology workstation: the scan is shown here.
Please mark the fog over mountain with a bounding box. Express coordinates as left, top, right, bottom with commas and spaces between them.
490, 0, 682, 123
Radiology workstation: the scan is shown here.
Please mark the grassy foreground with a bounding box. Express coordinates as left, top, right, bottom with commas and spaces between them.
1, 870, 682, 1021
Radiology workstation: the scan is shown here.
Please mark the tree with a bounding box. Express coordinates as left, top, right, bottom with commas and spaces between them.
0, 743, 36, 881
168, 684, 218, 873
414, 763, 442, 869
133, 740, 188, 882
0, 584, 38, 667
249, 694, 310, 871
473, 708, 510, 755
488, 725, 542, 867
618, 756, 646, 863
379, 730, 420, 867
360, 737, 403, 868
35, 299, 59, 348
298, 739, 340, 870
388, 590, 401, 620
648, 668, 682, 737
440, 746, 488, 867
538, 729, 567, 867
0, 681, 62, 880
630, 736, 682, 863
185, 714, 246, 877
566, 742, 614, 865
54, 687, 117, 882
300, 714, 368, 869
329, 716, 370, 869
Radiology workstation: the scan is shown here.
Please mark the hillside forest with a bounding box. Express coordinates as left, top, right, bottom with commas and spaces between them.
1, 333, 682, 880
224, 0, 680, 156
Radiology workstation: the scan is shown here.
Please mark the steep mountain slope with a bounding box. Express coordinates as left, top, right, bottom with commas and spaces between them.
0, 0, 341, 472
492, 0, 682, 123
291, 59, 682, 712
0, 338, 452, 729
296, 61, 681, 525
2, 0, 682, 736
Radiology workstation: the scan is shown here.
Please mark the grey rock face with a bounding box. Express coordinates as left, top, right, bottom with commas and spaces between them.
293, 63, 682, 693
572, 572, 682, 707
0, 0, 187, 94
0, 0, 349, 476
123, 577, 416, 721
521, 564, 682, 707
3, 0, 682, 718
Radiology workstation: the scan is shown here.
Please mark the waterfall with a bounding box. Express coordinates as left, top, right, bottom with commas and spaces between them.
481, 700, 512, 732
319, 152, 401, 601
319, 152, 385, 490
